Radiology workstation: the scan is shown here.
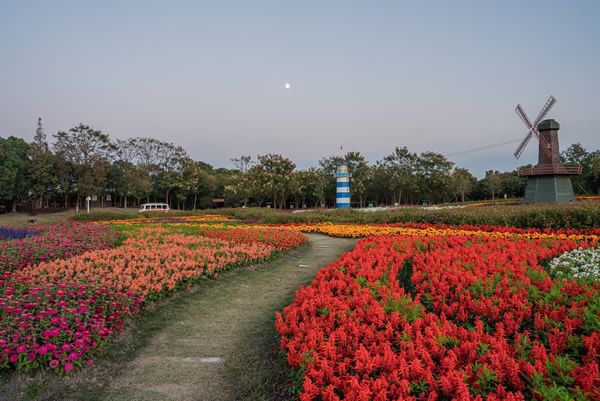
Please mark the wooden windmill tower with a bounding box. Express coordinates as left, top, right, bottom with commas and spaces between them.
514, 96, 582, 203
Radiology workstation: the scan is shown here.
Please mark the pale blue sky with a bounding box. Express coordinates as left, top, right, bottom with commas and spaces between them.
1, 1, 599, 177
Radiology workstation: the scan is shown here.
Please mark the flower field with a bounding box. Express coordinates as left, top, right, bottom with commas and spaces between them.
276, 225, 600, 400
1, 220, 307, 373
0, 222, 120, 272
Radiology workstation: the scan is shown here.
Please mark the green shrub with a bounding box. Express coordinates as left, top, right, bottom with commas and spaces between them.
215, 202, 599, 229
70, 201, 600, 229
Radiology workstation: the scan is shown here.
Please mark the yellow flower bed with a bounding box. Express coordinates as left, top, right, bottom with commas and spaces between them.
274, 222, 600, 242
95, 214, 233, 226
181, 215, 233, 222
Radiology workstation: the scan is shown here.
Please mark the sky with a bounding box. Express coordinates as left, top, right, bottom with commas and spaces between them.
1, 0, 599, 178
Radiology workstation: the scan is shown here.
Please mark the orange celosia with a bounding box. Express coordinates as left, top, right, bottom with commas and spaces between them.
19, 229, 275, 301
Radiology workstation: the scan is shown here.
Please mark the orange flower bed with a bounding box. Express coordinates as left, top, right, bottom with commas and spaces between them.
165, 225, 308, 251
19, 228, 275, 301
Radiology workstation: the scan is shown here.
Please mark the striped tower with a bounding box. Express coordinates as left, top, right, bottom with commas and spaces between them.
335, 164, 351, 208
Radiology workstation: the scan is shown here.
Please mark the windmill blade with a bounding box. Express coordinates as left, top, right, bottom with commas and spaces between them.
532, 95, 556, 127
514, 131, 533, 159
515, 104, 533, 129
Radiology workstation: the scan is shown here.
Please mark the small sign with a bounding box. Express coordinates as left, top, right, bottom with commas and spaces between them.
106, 194, 112, 201
86, 196, 91, 201
91, 195, 98, 201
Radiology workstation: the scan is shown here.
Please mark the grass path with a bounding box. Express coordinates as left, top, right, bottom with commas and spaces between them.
1, 234, 356, 401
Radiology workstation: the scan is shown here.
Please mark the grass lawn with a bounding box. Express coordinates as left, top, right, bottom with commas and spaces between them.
0, 208, 140, 227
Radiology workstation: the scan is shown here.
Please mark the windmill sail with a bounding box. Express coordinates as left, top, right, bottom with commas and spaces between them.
514, 132, 533, 159
532, 96, 556, 127
513, 97, 555, 159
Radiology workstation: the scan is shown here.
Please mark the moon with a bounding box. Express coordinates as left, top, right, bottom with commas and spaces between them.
284, 83, 291, 89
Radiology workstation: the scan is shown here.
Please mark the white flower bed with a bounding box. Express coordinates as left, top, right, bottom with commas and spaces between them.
547, 247, 600, 280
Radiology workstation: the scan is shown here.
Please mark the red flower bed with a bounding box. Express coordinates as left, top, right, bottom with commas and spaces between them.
0, 222, 121, 272
276, 235, 599, 400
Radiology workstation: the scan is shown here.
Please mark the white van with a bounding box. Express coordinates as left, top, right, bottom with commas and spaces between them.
139, 203, 170, 213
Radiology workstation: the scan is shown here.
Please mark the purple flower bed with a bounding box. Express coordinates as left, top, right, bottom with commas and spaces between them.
0, 227, 37, 241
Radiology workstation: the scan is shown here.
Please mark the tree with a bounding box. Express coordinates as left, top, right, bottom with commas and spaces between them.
0, 137, 31, 212
450, 168, 475, 202
583, 150, 600, 194
230, 155, 253, 173
128, 137, 187, 175
182, 158, 215, 210
416, 152, 454, 204
301, 168, 329, 207
561, 143, 587, 165
108, 161, 151, 208
254, 154, 296, 209
500, 172, 525, 198
29, 118, 56, 208
125, 138, 188, 205
383, 146, 419, 205
54, 124, 114, 208
483, 170, 503, 200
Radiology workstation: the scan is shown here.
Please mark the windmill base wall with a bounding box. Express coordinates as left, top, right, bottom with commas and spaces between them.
523, 176, 576, 204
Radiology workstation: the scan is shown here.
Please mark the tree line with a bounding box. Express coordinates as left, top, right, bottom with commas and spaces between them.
1, 119, 599, 212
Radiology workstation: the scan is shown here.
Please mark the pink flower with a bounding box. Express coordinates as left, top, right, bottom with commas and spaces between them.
49, 360, 59, 369
64, 362, 73, 372
87, 359, 93, 367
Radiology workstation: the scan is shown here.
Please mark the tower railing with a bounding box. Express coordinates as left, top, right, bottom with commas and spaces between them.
518, 163, 582, 177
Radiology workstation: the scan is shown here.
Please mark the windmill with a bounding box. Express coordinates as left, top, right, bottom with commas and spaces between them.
513, 96, 582, 203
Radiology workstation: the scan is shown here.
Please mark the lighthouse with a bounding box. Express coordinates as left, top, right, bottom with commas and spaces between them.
335, 164, 351, 208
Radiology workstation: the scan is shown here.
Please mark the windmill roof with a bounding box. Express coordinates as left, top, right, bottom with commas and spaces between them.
538, 119, 560, 131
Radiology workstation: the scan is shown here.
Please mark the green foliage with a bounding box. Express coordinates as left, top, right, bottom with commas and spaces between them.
470, 363, 498, 397
409, 380, 429, 396
0, 136, 30, 210
382, 295, 423, 322
212, 202, 600, 229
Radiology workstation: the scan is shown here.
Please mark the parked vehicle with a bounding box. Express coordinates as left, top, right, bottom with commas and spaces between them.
138, 203, 170, 213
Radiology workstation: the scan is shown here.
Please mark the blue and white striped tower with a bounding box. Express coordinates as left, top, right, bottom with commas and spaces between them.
335, 164, 351, 208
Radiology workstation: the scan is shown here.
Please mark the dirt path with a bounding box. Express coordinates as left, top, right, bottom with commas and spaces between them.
15, 234, 354, 401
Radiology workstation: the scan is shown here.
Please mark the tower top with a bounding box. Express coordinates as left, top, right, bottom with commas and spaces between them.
537, 119, 560, 132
